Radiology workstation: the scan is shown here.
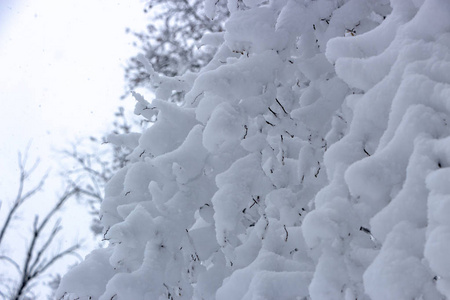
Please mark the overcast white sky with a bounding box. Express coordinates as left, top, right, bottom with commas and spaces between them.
0, 0, 149, 296
0, 0, 147, 195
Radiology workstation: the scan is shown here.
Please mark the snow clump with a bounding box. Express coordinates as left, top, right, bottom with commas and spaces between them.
58, 0, 450, 299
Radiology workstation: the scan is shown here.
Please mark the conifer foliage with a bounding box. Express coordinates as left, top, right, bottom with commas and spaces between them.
58, 0, 450, 299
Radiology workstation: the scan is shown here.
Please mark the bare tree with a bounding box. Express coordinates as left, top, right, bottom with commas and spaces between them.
0, 148, 81, 300
124, 0, 229, 96
61, 107, 139, 236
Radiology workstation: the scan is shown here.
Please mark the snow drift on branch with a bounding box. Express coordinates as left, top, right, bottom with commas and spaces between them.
58, 0, 450, 299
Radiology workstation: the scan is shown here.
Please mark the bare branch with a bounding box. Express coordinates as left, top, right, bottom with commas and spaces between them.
38, 188, 79, 232
0, 152, 47, 246
1, 148, 83, 300
275, 98, 288, 114
31, 244, 81, 279
29, 219, 62, 276
19, 171, 49, 203
24, 157, 41, 180
10, 187, 80, 300
0, 200, 21, 246
0, 255, 21, 275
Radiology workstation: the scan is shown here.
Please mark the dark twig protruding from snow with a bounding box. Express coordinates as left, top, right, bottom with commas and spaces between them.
314, 162, 321, 178
250, 196, 260, 209
103, 227, 111, 241
275, 98, 288, 114
360, 226, 371, 235
268, 107, 278, 118
360, 226, 381, 248
265, 120, 275, 127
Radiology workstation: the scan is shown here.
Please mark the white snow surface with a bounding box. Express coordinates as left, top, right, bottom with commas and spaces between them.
58, 0, 450, 299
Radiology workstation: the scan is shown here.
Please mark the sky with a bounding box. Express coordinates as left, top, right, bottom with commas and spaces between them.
0, 0, 147, 168
0, 0, 148, 297
0, 0, 148, 199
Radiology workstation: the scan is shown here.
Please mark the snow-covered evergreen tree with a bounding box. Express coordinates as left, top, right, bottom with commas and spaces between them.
58, 0, 450, 299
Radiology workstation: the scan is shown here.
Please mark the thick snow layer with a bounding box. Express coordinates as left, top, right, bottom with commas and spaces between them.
58, 0, 450, 299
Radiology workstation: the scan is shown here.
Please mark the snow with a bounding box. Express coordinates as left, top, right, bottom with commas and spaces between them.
202, 102, 245, 153
57, 248, 116, 299
363, 222, 437, 300
204, 0, 217, 20
58, 0, 450, 299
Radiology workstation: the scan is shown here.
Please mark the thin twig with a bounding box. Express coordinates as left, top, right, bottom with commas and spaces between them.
275, 98, 288, 114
